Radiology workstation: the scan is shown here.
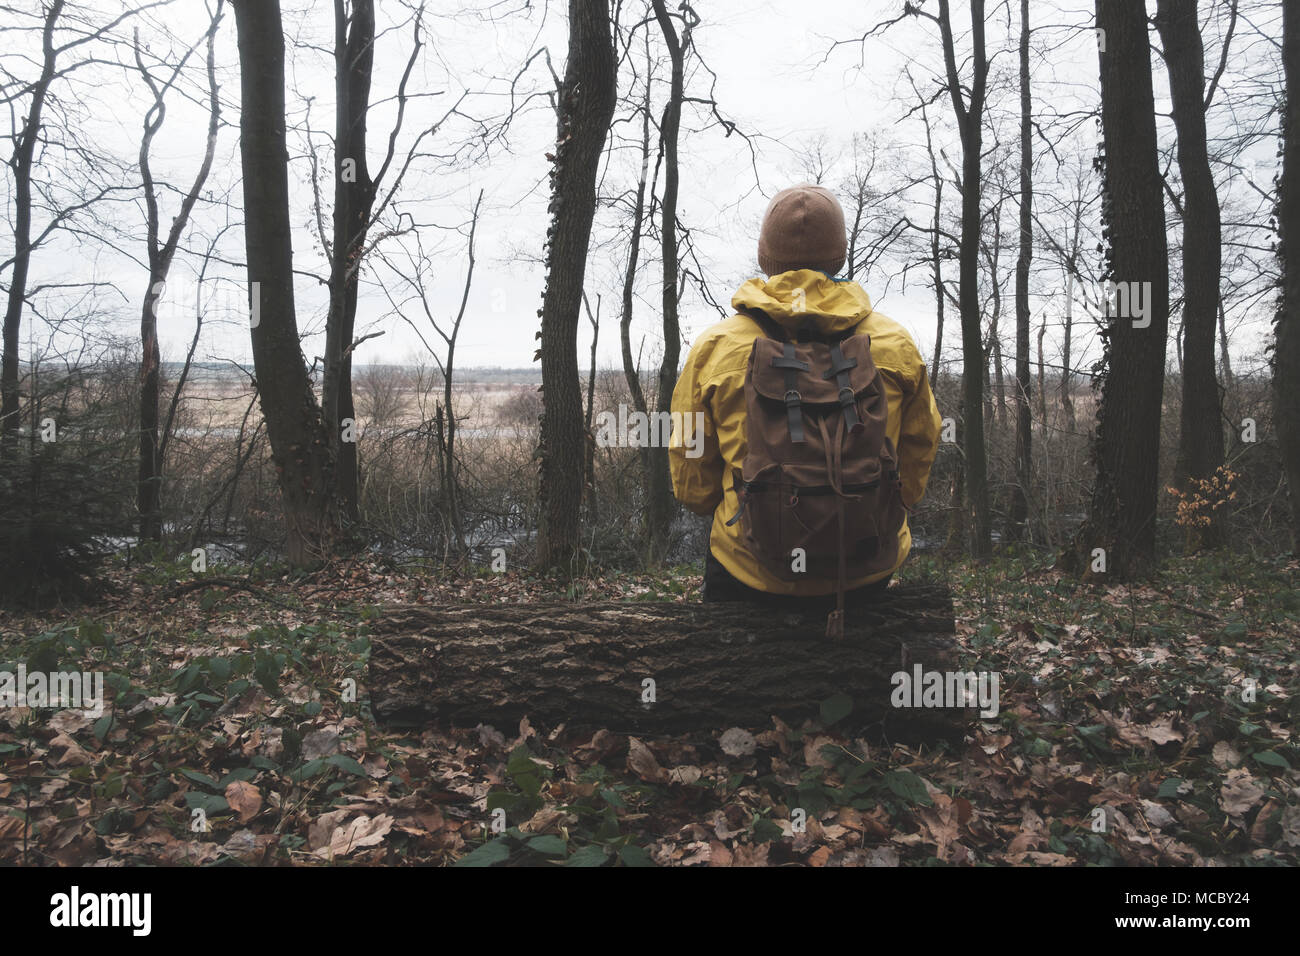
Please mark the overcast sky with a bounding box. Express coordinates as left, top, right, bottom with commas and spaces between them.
2, 0, 1283, 377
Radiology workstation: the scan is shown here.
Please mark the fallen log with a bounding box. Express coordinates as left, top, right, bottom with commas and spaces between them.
368, 584, 976, 737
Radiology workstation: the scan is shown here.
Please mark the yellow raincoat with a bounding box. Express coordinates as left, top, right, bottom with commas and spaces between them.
669, 269, 942, 594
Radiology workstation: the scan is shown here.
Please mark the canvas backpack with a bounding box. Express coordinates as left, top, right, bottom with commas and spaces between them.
726, 308, 906, 637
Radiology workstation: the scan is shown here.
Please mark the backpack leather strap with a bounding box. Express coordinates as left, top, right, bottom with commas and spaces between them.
770, 344, 809, 443
823, 341, 865, 437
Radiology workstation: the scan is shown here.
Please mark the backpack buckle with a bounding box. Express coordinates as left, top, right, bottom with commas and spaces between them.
784, 389, 801, 406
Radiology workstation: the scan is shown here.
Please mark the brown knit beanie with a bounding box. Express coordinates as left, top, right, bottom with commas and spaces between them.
757, 184, 847, 277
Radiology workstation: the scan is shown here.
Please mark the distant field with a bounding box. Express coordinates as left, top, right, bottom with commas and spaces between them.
166, 364, 545, 435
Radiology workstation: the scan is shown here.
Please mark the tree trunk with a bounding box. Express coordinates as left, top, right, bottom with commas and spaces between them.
440, 192, 481, 558
619, 87, 651, 424
923, 99, 945, 388
645, 0, 690, 566
1278, 0, 1300, 551
583, 292, 599, 519
135, 7, 223, 543
1, 1, 63, 455
232, 0, 339, 567
1037, 317, 1047, 424
1080, 0, 1170, 578
931, 181, 946, 388
1157, 0, 1225, 548
369, 585, 967, 736
322, 0, 379, 529
937, 0, 991, 558
1009, 0, 1033, 543
1062, 266, 1076, 431
536, 0, 617, 570
1218, 301, 1234, 394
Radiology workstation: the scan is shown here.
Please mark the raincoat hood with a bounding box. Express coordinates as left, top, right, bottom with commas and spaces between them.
670, 270, 942, 596
731, 269, 872, 336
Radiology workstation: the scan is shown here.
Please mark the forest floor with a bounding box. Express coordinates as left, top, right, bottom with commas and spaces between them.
1, 549, 1297, 867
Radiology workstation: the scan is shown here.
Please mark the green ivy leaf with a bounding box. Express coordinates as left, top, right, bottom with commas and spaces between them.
1253, 750, 1291, 769
525, 834, 567, 856
882, 770, 933, 807
752, 817, 784, 843
289, 758, 328, 782
325, 754, 367, 777
454, 839, 511, 867
218, 768, 258, 788
184, 791, 228, 815
179, 768, 219, 791
618, 844, 654, 867
1156, 777, 1186, 799
564, 845, 610, 867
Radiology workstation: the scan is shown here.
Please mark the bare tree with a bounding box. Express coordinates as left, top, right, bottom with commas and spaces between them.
1, 0, 149, 452
1009, 0, 1033, 541
1278, 0, 1300, 550
535, 0, 617, 571
1157, 0, 1227, 547
232, 0, 339, 566
643, 0, 695, 564
132, 2, 224, 542
1077, 0, 1171, 578
921, 0, 993, 557
318, 0, 436, 528
378, 190, 483, 557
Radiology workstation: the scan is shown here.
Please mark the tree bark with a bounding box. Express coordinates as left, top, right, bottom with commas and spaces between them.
1, 0, 63, 455
135, 7, 223, 542
322, 0, 379, 528
1009, 0, 1033, 543
1080, 0, 1170, 578
645, 0, 691, 566
1036, 316, 1047, 424
1157, 0, 1225, 548
536, 0, 617, 570
368, 585, 965, 735
928, 121, 946, 390
1279, 0, 1300, 551
619, 53, 655, 558
936, 0, 991, 558
233, 0, 339, 567
439, 192, 481, 557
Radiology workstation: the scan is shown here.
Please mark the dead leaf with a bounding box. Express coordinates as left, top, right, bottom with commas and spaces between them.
1281, 805, 1300, 848
626, 737, 667, 784
308, 809, 351, 851
916, 793, 959, 860
0, 815, 26, 841
1006, 804, 1046, 856
476, 724, 507, 751
1212, 741, 1242, 768
302, 728, 340, 760
221, 828, 275, 863
803, 735, 837, 769
864, 846, 900, 866
719, 727, 756, 757
1022, 851, 1072, 866
48, 732, 91, 767
1219, 769, 1266, 817
729, 843, 770, 867
1139, 799, 1175, 829
667, 765, 702, 785
1249, 800, 1281, 845
314, 813, 393, 859
224, 780, 262, 824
